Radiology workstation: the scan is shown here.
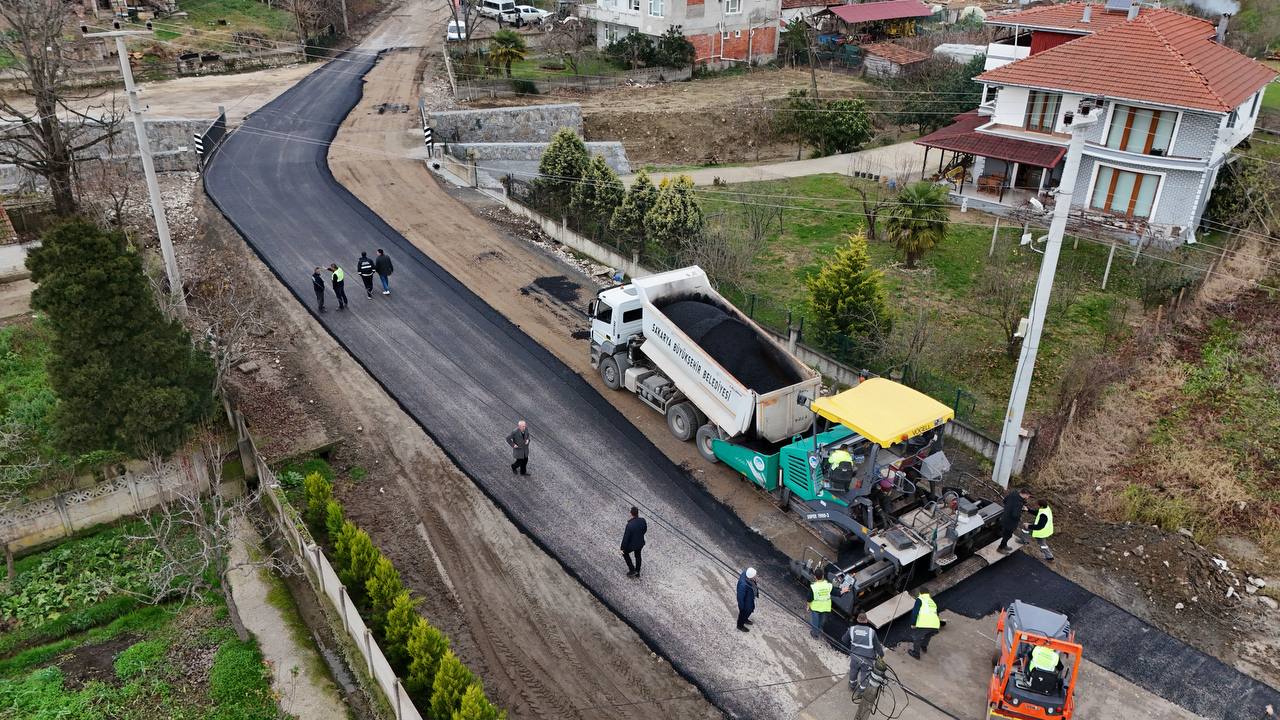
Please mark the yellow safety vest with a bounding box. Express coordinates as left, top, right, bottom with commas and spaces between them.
828, 449, 853, 468
1032, 506, 1054, 539
810, 580, 833, 613
1029, 645, 1059, 673
333, 267, 345, 283
914, 593, 940, 629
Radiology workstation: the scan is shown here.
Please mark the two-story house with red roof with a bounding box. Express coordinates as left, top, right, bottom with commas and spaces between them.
916, 1, 1276, 243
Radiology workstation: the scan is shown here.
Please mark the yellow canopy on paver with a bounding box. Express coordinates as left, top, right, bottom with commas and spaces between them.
811, 378, 954, 448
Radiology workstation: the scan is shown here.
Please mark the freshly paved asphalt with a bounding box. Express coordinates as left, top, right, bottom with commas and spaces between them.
205, 52, 1278, 720
204, 51, 843, 719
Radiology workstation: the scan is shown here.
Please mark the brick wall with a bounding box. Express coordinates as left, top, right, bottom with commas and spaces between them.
689, 25, 776, 63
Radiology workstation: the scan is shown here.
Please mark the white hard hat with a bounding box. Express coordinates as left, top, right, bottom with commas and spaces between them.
746, 567, 757, 579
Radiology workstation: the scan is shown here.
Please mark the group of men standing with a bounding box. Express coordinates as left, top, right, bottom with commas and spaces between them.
311, 249, 395, 312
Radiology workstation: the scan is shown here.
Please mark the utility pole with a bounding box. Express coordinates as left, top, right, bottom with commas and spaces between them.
83, 23, 186, 311
990, 99, 1100, 488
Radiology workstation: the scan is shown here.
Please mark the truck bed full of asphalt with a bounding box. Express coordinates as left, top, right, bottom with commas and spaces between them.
659, 296, 799, 394
203, 51, 843, 719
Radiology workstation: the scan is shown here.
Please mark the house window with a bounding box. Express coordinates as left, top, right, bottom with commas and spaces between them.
648, 0, 662, 16
1090, 166, 1161, 219
1023, 91, 1062, 133
1105, 105, 1176, 156
734, 29, 741, 37
630, 0, 639, 10
726, 0, 741, 13
721, 29, 729, 39
1226, 109, 1238, 129
1250, 91, 1261, 118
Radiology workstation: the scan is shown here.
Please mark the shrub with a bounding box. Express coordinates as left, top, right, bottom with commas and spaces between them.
430, 650, 477, 720
653, 26, 694, 68
113, 638, 168, 679
570, 155, 625, 239
609, 170, 658, 255
644, 175, 704, 261
776, 90, 873, 157
324, 500, 345, 543
511, 78, 538, 95
406, 618, 450, 702
382, 590, 417, 673
303, 471, 333, 529
454, 683, 506, 720
366, 555, 405, 636
807, 232, 892, 366
605, 32, 655, 69
332, 520, 360, 576
341, 527, 380, 608
534, 128, 590, 210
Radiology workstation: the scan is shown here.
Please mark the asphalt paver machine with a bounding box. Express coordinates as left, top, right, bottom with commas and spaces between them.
987, 600, 1082, 720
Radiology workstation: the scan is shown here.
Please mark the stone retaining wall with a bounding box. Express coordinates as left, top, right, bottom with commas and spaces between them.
429, 104, 583, 144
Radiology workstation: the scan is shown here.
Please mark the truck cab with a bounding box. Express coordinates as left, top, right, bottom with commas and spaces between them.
588, 285, 644, 361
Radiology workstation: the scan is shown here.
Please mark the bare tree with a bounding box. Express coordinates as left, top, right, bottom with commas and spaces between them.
287, 0, 332, 51
0, 0, 122, 216
192, 272, 273, 397
847, 175, 894, 244
0, 421, 49, 512
75, 101, 135, 230
680, 211, 769, 289
970, 255, 1035, 359
544, 16, 591, 75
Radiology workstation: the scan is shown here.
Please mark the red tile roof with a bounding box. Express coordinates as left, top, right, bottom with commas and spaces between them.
977, 9, 1277, 112
829, 0, 933, 25
916, 111, 1067, 168
984, 2, 1155, 33
861, 42, 930, 65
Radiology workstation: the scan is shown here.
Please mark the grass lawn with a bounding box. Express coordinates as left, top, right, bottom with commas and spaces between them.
0, 524, 280, 720
1263, 79, 1280, 113
698, 174, 1152, 432
141, 0, 298, 51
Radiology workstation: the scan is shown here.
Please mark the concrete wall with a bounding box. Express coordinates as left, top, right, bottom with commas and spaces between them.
447, 141, 631, 189
452, 67, 692, 101
429, 104, 583, 144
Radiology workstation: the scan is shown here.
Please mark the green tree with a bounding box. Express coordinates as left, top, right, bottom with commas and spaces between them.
609, 170, 659, 254
807, 232, 892, 365
332, 520, 358, 571
605, 32, 655, 69
382, 590, 418, 673
884, 181, 949, 269
653, 26, 695, 68
779, 18, 809, 67
341, 526, 379, 608
890, 56, 984, 133
406, 618, 451, 702
303, 471, 332, 529
26, 221, 215, 457
366, 555, 405, 636
453, 684, 505, 720
777, 90, 872, 157
324, 499, 345, 542
535, 128, 591, 211
644, 175, 704, 260
489, 29, 527, 77
570, 155, 625, 239
430, 650, 478, 720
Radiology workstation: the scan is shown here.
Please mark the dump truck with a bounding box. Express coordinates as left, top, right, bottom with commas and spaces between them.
588, 266, 821, 446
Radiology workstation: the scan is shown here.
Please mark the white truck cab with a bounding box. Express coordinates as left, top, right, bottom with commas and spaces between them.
588, 285, 644, 354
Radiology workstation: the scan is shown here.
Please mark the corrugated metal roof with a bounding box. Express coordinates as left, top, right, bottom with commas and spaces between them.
829, 0, 934, 24
915, 111, 1068, 168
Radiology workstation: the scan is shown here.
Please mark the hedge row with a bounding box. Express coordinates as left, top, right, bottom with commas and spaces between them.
303, 472, 505, 720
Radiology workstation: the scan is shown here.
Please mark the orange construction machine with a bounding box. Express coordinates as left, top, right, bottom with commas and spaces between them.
987, 601, 1082, 720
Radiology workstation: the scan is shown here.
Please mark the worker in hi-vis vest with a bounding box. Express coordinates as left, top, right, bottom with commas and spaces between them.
1025, 501, 1054, 562
907, 590, 945, 659
809, 569, 834, 639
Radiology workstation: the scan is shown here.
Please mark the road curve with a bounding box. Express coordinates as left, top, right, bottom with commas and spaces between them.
204, 51, 843, 719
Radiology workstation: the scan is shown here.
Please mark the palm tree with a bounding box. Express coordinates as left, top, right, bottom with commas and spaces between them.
489, 29, 527, 78
884, 181, 949, 269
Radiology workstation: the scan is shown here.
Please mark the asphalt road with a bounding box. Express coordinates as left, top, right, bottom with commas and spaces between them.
204, 51, 844, 719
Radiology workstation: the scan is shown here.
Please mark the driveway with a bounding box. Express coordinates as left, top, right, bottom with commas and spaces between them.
634, 138, 928, 186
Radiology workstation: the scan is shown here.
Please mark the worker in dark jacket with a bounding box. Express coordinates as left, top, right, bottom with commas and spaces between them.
506, 420, 530, 476
356, 252, 376, 298
311, 267, 326, 312
996, 487, 1031, 553
842, 613, 884, 697
621, 506, 647, 578
374, 249, 394, 295
736, 567, 758, 632
328, 263, 349, 310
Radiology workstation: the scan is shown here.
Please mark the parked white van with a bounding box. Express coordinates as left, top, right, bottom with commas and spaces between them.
446, 19, 467, 41
479, 0, 518, 21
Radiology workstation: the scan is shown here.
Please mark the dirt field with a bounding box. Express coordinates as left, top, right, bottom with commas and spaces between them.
465, 68, 883, 166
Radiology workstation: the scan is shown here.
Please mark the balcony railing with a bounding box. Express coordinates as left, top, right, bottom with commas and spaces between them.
578, 3, 642, 25
983, 42, 1030, 70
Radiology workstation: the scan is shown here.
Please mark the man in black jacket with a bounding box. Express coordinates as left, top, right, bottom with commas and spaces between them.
374, 249, 394, 295
506, 420, 530, 475
311, 267, 326, 312
621, 506, 647, 578
357, 252, 376, 299
997, 487, 1031, 553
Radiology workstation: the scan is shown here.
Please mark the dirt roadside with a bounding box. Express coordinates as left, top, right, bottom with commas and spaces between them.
327, 46, 835, 563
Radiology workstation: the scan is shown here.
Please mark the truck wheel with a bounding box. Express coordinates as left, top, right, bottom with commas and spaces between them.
598, 355, 622, 390
666, 402, 698, 442
695, 424, 720, 463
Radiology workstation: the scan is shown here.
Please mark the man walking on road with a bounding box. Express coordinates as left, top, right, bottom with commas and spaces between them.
1025, 500, 1055, 561
996, 487, 1031, 553
357, 252, 376, 299
328, 263, 349, 310
907, 590, 944, 659
621, 506, 647, 578
736, 567, 758, 632
507, 420, 530, 476
374, 248, 394, 295
842, 613, 883, 699
311, 267, 327, 312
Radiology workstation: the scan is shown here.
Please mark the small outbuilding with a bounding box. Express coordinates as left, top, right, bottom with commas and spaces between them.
861, 42, 930, 77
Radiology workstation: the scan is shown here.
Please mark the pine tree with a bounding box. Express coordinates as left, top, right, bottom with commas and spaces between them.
303, 471, 332, 530
405, 618, 450, 703
570, 155, 624, 239
429, 650, 477, 720
806, 232, 892, 365
324, 500, 345, 543
382, 590, 418, 673
332, 520, 359, 573
534, 128, 590, 211
366, 555, 404, 637
644, 175, 704, 261
340, 526, 379, 608
884, 181, 949, 269
26, 220, 215, 456
453, 684, 505, 720
609, 170, 658, 255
